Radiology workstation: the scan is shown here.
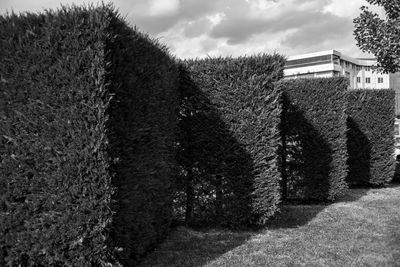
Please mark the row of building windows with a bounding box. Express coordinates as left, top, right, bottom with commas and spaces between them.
355, 66, 371, 71
286, 55, 374, 71
285, 55, 331, 68
356, 77, 384, 83
341, 60, 371, 71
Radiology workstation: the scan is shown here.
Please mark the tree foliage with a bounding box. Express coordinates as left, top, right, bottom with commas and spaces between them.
354, 0, 400, 73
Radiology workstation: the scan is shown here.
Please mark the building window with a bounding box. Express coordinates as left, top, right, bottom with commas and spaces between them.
285, 55, 332, 68
378, 77, 384, 83
366, 77, 371, 83
365, 66, 370, 71
357, 77, 361, 83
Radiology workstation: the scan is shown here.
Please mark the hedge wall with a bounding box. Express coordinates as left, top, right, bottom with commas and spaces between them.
346, 89, 395, 186
176, 55, 285, 227
0, 5, 178, 266
276, 78, 349, 201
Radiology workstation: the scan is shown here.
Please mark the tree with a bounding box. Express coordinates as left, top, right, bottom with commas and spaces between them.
354, 0, 400, 73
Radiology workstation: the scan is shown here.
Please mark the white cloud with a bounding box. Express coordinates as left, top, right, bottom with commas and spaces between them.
0, 0, 384, 59
206, 13, 225, 26
0, 0, 94, 13
324, 0, 385, 18
324, 0, 365, 17
149, 0, 180, 16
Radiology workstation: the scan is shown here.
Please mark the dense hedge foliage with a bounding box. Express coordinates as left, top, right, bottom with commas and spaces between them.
277, 78, 349, 201
0, 5, 178, 266
176, 55, 285, 227
346, 90, 395, 186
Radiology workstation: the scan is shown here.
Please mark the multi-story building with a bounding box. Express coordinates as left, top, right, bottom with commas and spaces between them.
284, 49, 400, 89
284, 49, 400, 156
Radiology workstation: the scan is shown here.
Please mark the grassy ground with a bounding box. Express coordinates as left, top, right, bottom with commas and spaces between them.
140, 184, 400, 266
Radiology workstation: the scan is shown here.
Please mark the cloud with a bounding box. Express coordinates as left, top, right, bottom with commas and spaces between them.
183, 18, 213, 38
209, 10, 331, 44
125, 0, 226, 35
129, 15, 181, 34
209, 0, 334, 44
324, 0, 365, 17
282, 13, 353, 50
0, 0, 377, 58
0, 0, 89, 13
148, 0, 179, 16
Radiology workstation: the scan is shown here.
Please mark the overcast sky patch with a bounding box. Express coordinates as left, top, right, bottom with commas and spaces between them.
0, 0, 383, 58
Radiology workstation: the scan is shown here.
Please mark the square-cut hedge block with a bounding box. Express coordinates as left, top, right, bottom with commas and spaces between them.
0, 5, 178, 266
276, 78, 349, 201
176, 55, 286, 227
346, 89, 395, 186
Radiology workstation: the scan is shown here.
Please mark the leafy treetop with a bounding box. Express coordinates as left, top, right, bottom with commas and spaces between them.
354, 0, 400, 73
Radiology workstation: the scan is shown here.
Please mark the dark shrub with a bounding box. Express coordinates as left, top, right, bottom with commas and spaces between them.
0, 4, 178, 266
346, 89, 395, 186
176, 55, 286, 227
277, 78, 349, 201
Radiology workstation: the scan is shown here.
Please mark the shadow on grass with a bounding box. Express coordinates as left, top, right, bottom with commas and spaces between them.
139, 227, 253, 267
265, 187, 371, 229
389, 217, 400, 263
141, 187, 374, 266
264, 204, 328, 229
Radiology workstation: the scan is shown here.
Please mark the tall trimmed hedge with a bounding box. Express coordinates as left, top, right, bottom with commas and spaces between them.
346, 89, 395, 186
276, 78, 349, 201
0, 5, 178, 266
176, 55, 285, 227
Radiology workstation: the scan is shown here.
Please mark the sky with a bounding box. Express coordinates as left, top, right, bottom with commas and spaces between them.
0, 0, 386, 59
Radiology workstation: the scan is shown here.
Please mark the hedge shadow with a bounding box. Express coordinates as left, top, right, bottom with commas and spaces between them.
281, 93, 332, 201
346, 117, 372, 186
105, 16, 179, 266
175, 67, 255, 228
175, 54, 285, 228
276, 78, 349, 202
345, 89, 395, 186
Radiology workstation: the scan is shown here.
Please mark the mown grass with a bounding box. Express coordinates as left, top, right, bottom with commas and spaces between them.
140, 185, 400, 266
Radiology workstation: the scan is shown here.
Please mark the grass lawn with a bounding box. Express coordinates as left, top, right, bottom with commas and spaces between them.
140, 184, 400, 266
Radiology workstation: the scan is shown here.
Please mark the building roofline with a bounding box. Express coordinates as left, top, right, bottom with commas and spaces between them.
287, 49, 377, 66
287, 50, 339, 60
356, 58, 376, 60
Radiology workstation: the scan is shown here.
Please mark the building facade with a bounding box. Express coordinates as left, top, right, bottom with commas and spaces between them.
284, 49, 400, 156
284, 50, 400, 89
